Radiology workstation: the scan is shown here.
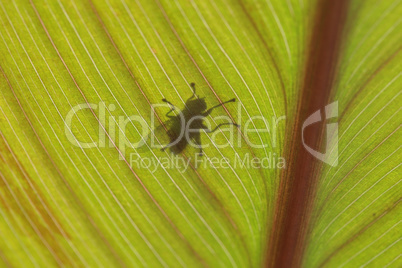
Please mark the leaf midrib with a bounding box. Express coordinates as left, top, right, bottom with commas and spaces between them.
267, 0, 350, 267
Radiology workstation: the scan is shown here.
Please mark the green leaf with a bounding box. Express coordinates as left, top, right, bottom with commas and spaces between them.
0, 0, 400, 267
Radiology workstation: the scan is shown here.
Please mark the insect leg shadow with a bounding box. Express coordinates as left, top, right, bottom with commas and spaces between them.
162, 98, 177, 118
195, 122, 239, 156
202, 98, 236, 117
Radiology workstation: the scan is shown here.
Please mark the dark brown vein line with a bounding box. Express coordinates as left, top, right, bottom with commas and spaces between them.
237, 0, 287, 117
0, 248, 12, 268
0, 132, 73, 264
267, 0, 349, 267
318, 198, 401, 267
154, 0, 261, 166
87, 0, 254, 263
0, 63, 126, 267
81, 0, 227, 264
30, 0, 175, 242
29, 1, 196, 265
0, 133, 64, 265
152, 5, 269, 252
316, 125, 400, 217
338, 46, 401, 123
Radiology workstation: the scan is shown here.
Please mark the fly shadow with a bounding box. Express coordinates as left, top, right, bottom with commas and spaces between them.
154, 83, 238, 156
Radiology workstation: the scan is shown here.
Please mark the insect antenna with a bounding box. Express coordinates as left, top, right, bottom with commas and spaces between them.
190, 82, 197, 98
162, 98, 175, 109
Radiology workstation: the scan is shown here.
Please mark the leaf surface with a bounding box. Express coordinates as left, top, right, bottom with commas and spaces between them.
0, 0, 400, 267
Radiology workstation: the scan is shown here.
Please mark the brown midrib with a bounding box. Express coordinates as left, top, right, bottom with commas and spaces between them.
266, 0, 349, 267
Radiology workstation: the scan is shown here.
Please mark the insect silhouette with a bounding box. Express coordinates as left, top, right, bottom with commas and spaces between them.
156, 82, 238, 156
